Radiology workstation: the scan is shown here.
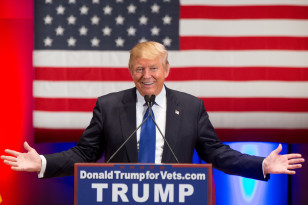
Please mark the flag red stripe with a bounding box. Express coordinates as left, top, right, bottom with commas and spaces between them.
34, 97, 308, 112
180, 37, 308, 50
34, 128, 84, 143
35, 67, 132, 81
180, 6, 308, 19
203, 98, 308, 112
35, 98, 96, 112
35, 66, 308, 81
34, 127, 308, 143
168, 67, 308, 81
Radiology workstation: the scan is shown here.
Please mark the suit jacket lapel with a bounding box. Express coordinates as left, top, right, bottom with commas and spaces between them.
119, 88, 138, 162
162, 87, 182, 163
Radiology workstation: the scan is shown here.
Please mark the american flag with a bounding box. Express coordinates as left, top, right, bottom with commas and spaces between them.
34, 0, 308, 143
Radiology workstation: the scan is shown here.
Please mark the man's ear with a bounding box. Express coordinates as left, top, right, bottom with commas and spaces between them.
164, 64, 170, 78
129, 67, 133, 77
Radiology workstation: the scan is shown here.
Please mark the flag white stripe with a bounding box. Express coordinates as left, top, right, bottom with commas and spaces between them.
34, 111, 92, 129
209, 112, 308, 129
180, 0, 308, 6
169, 51, 308, 67
33, 81, 135, 98
33, 50, 129, 67
166, 81, 308, 98
33, 81, 308, 98
180, 20, 308, 37
33, 50, 308, 68
33, 111, 308, 129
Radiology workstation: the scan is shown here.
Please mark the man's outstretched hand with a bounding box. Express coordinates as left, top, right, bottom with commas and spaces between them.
1, 142, 42, 172
263, 144, 305, 175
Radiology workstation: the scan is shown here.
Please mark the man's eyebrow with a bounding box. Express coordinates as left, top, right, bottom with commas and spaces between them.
134, 64, 144, 67
134, 64, 158, 67
149, 63, 159, 67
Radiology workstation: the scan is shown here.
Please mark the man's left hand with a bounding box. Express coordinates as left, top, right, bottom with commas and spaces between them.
263, 144, 305, 175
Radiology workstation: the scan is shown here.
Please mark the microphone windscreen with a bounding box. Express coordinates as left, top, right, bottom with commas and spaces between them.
150, 95, 156, 103
144, 95, 150, 104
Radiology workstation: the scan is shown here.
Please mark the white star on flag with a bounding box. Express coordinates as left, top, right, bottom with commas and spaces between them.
80, 5, 89, 15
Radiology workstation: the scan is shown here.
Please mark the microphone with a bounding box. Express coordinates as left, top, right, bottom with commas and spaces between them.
149, 95, 155, 107
144, 95, 151, 107
147, 95, 180, 163
106, 95, 152, 163
144, 94, 155, 107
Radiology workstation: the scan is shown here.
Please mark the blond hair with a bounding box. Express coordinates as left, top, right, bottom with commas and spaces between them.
129, 41, 169, 70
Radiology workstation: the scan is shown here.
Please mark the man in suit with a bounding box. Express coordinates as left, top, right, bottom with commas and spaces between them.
1, 41, 304, 180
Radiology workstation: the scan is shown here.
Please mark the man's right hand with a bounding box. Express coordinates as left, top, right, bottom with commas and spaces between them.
1, 141, 42, 172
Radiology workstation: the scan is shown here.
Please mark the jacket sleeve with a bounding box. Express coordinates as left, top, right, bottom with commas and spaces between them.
195, 99, 269, 181
43, 98, 105, 178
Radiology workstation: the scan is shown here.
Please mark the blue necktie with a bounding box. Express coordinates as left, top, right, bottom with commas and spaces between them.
138, 107, 156, 163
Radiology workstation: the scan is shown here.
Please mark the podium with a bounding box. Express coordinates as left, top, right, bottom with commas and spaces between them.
74, 163, 212, 205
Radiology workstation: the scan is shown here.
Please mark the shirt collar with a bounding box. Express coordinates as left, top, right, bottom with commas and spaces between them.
136, 86, 166, 108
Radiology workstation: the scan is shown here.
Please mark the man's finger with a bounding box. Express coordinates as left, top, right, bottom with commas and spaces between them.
288, 164, 302, 170
11, 167, 24, 171
288, 158, 305, 165
286, 153, 302, 160
285, 170, 296, 175
3, 160, 18, 167
4, 149, 21, 157
1, 156, 17, 162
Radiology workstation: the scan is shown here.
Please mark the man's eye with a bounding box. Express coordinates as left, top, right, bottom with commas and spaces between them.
135, 68, 143, 72
150, 67, 158, 71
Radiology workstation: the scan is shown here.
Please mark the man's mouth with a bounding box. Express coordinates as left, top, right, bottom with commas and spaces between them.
142, 82, 154, 85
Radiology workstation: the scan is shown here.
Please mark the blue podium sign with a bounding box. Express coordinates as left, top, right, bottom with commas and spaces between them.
75, 163, 212, 205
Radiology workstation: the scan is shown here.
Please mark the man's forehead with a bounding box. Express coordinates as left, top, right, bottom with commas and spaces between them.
133, 57, 163, 66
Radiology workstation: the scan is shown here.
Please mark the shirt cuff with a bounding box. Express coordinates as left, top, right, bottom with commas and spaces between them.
262, 159, 266, 179
38, 155, 47, 178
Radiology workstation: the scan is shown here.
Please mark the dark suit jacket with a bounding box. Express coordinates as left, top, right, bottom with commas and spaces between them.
44, 86, 268, 181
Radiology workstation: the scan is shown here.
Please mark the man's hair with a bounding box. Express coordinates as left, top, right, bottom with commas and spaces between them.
128, 41, 169, 70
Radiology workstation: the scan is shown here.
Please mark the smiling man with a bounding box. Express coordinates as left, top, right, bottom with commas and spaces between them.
1, 41, 304, 180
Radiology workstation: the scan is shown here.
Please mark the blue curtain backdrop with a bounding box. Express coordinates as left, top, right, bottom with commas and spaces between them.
193, 142, 288, 205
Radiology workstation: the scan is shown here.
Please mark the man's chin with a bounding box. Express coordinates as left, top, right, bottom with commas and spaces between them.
137, 85, 163, 97
138, 90, 156, 97
136, 87, 154, 96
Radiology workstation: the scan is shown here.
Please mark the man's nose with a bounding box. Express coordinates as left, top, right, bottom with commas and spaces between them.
143, 68, 151, 78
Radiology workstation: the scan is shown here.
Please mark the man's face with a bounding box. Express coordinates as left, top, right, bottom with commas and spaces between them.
130, 57, 169, 97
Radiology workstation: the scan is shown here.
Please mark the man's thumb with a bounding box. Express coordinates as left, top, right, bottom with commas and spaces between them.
273, 143, 282, 155
24, 141, 32, 152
